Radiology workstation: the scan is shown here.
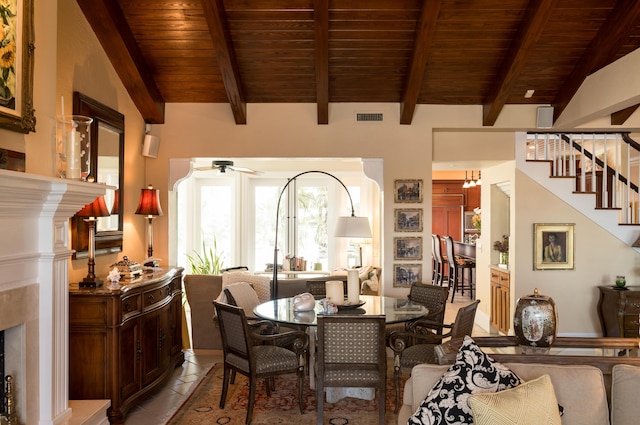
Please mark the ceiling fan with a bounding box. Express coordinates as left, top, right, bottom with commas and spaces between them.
193, 160, 260, 175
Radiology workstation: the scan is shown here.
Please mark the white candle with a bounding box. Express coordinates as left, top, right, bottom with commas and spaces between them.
347, 269, 360, 304
325, 280, 344, 305
67, 130, 81, 179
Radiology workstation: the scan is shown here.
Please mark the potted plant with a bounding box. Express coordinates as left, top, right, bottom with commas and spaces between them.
183, 238, 225, 349
493, 235, 509, 268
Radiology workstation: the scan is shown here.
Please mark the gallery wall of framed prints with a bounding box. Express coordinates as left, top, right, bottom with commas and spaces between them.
393, 179, 424, 288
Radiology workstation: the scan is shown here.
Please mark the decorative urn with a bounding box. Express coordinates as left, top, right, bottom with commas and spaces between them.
513, 288, 557, 353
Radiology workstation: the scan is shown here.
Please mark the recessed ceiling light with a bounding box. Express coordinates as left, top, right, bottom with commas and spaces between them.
525, 89, 535, 98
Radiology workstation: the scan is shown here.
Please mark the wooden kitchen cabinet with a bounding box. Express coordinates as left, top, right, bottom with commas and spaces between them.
490, 267, 510, 334
69, 267, 184, 425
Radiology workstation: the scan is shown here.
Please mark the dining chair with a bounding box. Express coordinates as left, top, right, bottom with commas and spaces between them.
386, 282, 449, 337
213, 301, 309, 425
387, 299, 480, 413
444, 235, 475, 302
315, 314, 387, 425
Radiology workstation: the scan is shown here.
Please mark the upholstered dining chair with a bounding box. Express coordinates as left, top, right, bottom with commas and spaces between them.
213, 301, 309, 425
387, 299, 480, 413
315, 314, 387, 425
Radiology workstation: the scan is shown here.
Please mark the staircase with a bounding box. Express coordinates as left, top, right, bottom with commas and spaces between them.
516, 132, 640, 246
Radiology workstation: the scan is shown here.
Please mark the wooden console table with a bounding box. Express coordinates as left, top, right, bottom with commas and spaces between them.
69, 267, 184, 424
597, 285, 640, 337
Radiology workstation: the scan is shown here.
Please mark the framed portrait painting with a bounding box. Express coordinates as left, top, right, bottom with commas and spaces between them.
394, 236, 422, 260
394, 208, 423, 232
393, 264, 422, 288
394, 179, 423, 203
533, 223, 575, 270
0, 0, 35, 134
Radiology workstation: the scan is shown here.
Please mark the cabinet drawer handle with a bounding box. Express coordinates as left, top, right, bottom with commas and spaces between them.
124, 301, 131, 312
148, 294, 155, 303
630, 320, 640, 326
166, 286, 171, 295
631, 303, 640, 308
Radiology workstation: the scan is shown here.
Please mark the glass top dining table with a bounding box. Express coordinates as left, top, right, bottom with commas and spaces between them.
253, 294, 429, 326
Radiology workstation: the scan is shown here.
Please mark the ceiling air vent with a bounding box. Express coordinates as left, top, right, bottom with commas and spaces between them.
356, 112, 383, 122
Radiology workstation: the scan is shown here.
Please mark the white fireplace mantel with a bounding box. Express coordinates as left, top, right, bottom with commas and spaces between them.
0, 169, 106, 425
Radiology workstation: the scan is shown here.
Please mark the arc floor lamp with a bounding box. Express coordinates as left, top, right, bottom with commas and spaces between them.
272, 170, 372, 299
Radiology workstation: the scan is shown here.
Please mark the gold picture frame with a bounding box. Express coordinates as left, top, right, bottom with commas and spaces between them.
394, 179, 423, 203
393, 264, 422, 288
533, 223, 575, 270
394, 208, 423, 232
0, 0, 35, 134
394, 236, 423, 260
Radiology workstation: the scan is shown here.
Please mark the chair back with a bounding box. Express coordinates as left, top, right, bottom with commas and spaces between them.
432, 234, 443, 263
444, 235, 456, 268
213, 301, 253, 373
306, 280, 327, 298
407, 282, 449, 325
450, 299, 480, 339
316, 314, 386, 385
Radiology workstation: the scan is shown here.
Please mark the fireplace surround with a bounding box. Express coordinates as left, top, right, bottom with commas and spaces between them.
0, 169, 107, 425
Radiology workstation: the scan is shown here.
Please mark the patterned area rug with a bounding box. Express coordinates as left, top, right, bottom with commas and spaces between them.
166, 362, 403, 424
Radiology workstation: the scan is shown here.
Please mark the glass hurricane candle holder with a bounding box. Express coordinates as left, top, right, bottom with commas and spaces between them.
56, 115, 93, 180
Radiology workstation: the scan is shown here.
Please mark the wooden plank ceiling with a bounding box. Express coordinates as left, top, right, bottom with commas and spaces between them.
76, 0, 640, 126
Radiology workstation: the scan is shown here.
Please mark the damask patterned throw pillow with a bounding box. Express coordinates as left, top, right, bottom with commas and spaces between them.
407, 336, 523, 425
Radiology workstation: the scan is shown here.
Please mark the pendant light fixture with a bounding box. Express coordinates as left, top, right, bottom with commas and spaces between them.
476, 171, 482, 185
469, 171, 477, 187
462, 171, 470, 188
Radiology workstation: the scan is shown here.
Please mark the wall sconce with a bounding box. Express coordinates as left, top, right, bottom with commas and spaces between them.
75, 196, 110, 287
272, 171, 372, 298
135, 185, 163, 266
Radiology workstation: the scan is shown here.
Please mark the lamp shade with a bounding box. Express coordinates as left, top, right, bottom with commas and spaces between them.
334, 215, 372, 238
76, 196, 110, 218
135, 185, 163, 217
110, 189, 119, 215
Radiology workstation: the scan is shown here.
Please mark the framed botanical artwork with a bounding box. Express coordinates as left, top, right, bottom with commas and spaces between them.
393, 264, 422, 288
394, 179, 423, 203
0, 0, 35, 134
533, 223, 575, 270
394, 236, 422, 260
394, 208, 423, 232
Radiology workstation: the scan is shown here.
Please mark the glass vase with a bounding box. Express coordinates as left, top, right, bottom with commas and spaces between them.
56, 115, 93, 180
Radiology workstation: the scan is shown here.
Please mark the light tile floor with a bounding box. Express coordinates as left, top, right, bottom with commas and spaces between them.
124, 292, 487, 424
123, 349, 222, 425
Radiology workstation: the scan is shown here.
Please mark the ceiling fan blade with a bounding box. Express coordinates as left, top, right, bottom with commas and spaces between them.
229, 166, 260, 174
193, 165, 221, 172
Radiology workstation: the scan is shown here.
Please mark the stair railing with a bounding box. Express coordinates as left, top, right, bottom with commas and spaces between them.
526, 132, 640, 225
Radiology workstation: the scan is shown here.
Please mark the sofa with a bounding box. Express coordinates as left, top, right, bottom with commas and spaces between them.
399, 362, 640, 425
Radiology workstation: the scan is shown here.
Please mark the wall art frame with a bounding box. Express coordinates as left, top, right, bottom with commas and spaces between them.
394, 179, 423, 203
0, 0, 35, 134
533, 223, 575, 270
394, 236, 423, 260
393, 263, 422, 288
394, 208, 423, 232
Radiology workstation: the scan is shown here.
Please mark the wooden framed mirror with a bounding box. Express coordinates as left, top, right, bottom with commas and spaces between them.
71, 92, 124, 258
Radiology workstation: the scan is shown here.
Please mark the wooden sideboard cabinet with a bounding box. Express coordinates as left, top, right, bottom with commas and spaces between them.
69, 267, 185, 425
490, 267, 510, 334
597, 285, 640, 337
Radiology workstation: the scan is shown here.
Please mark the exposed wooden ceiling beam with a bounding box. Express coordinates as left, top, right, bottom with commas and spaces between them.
314, 0, 329, 125
76, 0, 165, 124
553, 2, 640, 123
200, 0, 247, 125
399, 0, 442, 125
482, 0, 559, 127
611, 104, 640, 125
